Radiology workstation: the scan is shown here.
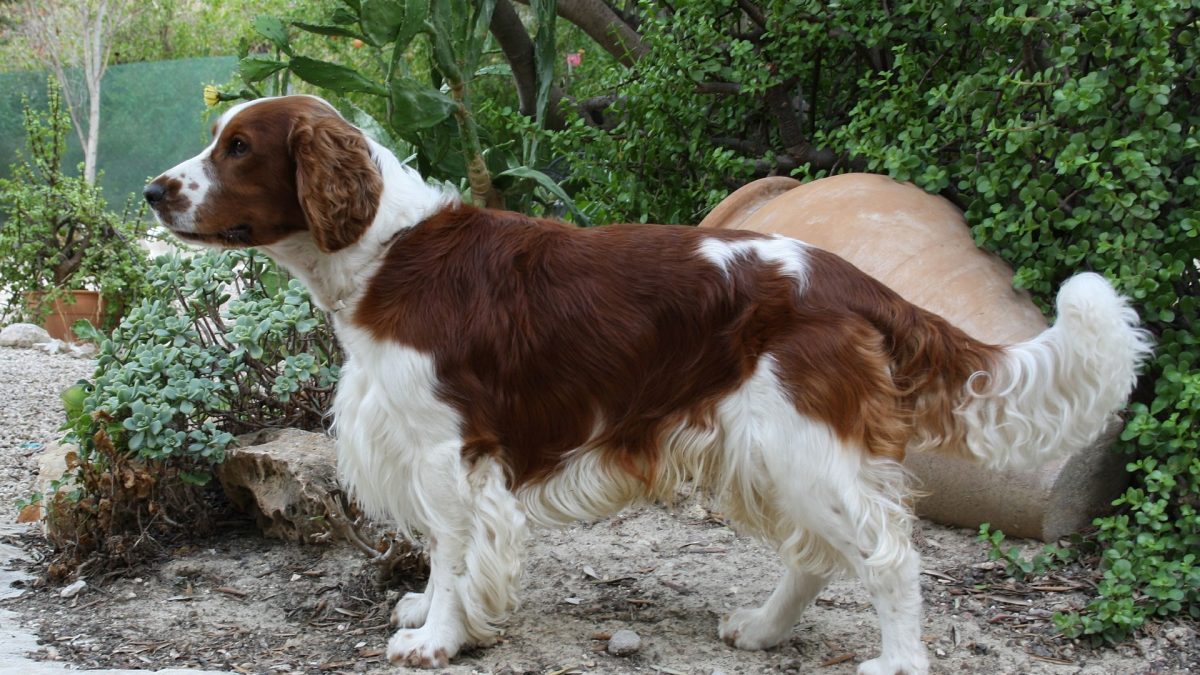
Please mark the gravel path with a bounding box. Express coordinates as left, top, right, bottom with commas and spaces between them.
0, 347, 96, 519
1, 345, 1196, 674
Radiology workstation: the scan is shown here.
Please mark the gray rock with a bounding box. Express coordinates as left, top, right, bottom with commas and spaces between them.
219, 429, 343, 543
59, 579, 86, 598
35, 442, 77, 535
0, 323, 50, 348
606, 629, 641, 656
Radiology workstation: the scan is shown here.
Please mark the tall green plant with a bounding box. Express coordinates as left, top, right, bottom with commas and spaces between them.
216, 0, 585, 222
0, 79, 150, 328
548, 0, 1198, 642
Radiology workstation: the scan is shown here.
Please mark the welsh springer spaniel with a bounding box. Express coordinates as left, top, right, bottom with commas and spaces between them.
145, 95, 1150, 674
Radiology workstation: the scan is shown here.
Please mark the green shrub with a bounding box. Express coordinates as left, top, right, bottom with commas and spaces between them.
71, 248, 339, 465
548, 0, 762, 224
0, 80, 151, 329
45, 249, 339, 572
548, 0, 1198, 642
831, 1, 1198, 642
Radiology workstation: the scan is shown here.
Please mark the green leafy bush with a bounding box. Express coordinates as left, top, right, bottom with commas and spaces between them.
548, 0, 763, 224
71, 248, 339, 466
546, 0, 1198, 642
45, 249, 339, 572
0, 80, 151, 328
830, 1, 1198, 642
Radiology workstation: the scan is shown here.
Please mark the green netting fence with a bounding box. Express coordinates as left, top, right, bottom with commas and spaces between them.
0, 56, 237, 211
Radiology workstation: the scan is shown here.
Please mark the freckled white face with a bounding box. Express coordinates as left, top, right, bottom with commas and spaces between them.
145, 100, 251, 238
143, 98, 312, 248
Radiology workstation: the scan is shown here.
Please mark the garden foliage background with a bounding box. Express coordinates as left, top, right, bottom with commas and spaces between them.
0, 57, 236, 211
1, 0, 1196, 645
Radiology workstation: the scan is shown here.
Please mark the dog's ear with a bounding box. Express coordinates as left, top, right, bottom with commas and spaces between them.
289, 113, 382, 252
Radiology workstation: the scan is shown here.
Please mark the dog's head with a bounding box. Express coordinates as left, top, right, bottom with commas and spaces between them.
144, 95, 382, 252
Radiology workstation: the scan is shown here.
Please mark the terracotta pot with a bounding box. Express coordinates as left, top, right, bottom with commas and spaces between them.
699, 173, 1046, 345
27, 290, 105, 342
698, 174, 1127, 541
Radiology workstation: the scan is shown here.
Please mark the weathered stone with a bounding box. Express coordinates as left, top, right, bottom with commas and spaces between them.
701, 174, 1128, 540
221, 429, 429, 583
219, 429, 345, 543
606, 629, 642, 656
59, 579, 86, 598
25, 442, 78, 532
36, 441, 75, 498
0, 323, 51, 348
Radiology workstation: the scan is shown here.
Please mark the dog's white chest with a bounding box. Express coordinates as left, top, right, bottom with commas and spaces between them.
330, 331, 464, 531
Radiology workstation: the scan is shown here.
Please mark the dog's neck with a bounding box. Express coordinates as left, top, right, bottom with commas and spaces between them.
261, 138, 458, 316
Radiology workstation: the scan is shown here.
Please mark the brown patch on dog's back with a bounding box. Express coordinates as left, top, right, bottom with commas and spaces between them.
798, 249, 1002, 457
354, 207, 791, 485
353, 208, 1002, 484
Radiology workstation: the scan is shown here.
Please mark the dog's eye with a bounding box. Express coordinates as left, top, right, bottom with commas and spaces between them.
228, 138, 249, 157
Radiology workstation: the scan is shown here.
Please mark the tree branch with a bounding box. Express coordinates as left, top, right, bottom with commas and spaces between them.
516, 0, 649, 66
695, 81, 743, 95
737, 0, 767, 29
763, 77, 807, 155
19, 0, 140, 183
489, 0, 566, 130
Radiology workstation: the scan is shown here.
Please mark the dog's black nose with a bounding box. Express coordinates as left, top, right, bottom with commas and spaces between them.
143, 181, 167, 206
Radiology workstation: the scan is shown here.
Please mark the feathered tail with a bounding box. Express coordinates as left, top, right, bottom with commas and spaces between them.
954, 273, 1153, 469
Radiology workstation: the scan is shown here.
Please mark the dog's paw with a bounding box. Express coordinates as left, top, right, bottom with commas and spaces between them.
856, 653, 930, 675
386, 627, 460, 668
718, 607, 791, 651
390, 591, 431, 628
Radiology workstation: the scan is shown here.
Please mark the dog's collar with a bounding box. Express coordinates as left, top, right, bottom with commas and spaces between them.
322, 224, 411, 317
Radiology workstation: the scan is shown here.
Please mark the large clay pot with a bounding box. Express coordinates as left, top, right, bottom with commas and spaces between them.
699, 174, 1127, 540
27, 290, 105, 342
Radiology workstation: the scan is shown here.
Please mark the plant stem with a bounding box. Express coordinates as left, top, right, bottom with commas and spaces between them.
448, 80, 502, 208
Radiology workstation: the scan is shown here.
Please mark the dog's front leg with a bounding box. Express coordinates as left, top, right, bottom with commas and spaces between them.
386, 456, 527, 668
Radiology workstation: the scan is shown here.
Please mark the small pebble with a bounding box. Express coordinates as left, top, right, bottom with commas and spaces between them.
607, 629, 641, 656
59, 580, 86, 598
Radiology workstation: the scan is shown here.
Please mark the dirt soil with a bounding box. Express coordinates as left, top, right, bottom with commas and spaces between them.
0, 348, 1196, 674
3, 502, 1197, 675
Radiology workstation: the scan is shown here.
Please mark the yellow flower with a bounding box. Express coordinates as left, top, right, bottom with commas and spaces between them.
203, 85, 220, 108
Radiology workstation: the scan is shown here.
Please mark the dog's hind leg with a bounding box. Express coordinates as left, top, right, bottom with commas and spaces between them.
791, 452, 928, 675
713, 355, 927, 674
386, 454, 528, 668
719, 564, 833, 649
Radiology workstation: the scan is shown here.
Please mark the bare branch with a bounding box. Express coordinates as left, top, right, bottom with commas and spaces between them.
737, 0, 767, 28
17, 0, 141, 183
695, 81, 743, 95
515, 0, 649, 66
763, 78, 807, 155
489, 0, 567, 130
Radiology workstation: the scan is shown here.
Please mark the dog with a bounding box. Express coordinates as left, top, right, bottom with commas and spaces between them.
145, 95, 1150, 673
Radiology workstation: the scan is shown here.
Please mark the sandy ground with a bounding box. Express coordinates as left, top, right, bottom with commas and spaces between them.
3, 505, 1198, 674
1, 346, 1197, 674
